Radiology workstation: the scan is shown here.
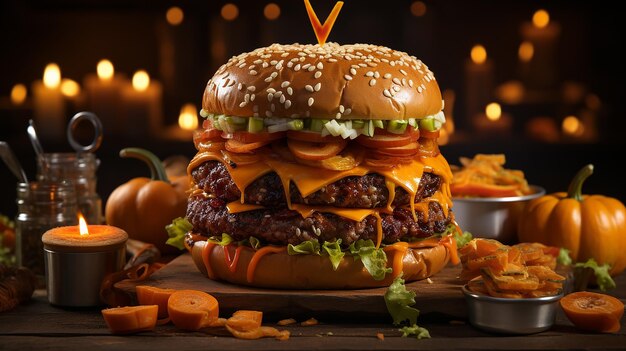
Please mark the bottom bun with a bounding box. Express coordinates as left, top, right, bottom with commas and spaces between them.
190, 238, 452, 289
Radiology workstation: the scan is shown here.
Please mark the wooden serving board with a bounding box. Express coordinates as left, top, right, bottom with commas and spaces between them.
116, 253, 467, 320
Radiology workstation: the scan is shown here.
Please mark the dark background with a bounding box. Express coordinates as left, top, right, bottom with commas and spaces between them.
1, 0, 624, 219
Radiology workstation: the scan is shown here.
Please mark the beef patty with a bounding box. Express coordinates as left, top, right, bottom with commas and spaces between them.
190, 161, 442, 208
186, 196, 451, 247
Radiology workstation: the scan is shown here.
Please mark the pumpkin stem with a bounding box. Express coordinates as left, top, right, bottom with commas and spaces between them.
119, 148, 170, 183
567, 164, 593, 201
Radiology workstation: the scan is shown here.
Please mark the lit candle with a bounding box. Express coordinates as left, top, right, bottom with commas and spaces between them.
465, 45, 494, 125
472, 102, 512, 136
60, 78, 84, 113
32, 63, 66, 141
42, 214, 128, 307
162, 103, 199, 141
520, 9, 561, 90
84, 59, 127, 135
120, 70, 163, 138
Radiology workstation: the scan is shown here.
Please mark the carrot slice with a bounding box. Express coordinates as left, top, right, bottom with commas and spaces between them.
136, 285, 176, 319
226, 310, 263, 332
167, 290, 219, 331
560, 291, 624, 333
102, 305, 158, 334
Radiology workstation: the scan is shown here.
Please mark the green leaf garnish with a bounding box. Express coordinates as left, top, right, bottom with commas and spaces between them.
165, 217, 193, 250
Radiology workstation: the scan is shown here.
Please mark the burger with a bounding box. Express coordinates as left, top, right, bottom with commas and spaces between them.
180, 43, 458, 289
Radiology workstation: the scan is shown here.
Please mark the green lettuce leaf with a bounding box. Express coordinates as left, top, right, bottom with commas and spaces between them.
384, 276, 420, 326
165, 217, 193, 250
322, 240, 345, 270
574, 258, 616, 291
453, 230, 473, 249
399, 324, 431, 339
208, 233, 234, 246
288, 240, 320, 255
557, 248, 572, 266
349, 239, 392, 281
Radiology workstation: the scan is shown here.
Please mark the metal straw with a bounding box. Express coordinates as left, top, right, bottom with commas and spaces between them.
0, 141, 28, 183
27, 119, 48, 176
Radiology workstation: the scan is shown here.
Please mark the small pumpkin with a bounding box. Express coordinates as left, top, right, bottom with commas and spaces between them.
105, 148, 189, 255
518, 164, 626, 276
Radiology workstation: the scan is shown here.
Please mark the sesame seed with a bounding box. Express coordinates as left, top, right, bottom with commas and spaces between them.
409, 80, 414, 87
267, 88, 276, 93
268, 93, 274, 102
239, 101, 247, 108
307, 66, 315, 72
271, 72, 278, 78
294, 64, 301, 71
287, 62, 294, 68
384, 73, 392, 79
369, 79, 377, 86
280, 95, 286, 103
285, 100, 292, 109
308, 97, 314, 106
366, 71, 374, 77
262, 62, 269, 68
303, 63, 311, 69
275, 91, 282, 97
281, 81, 290, 88
253, 59, 263, 64
350, 68, 357, 75
393, 85, 401, 92
244, 94, 250, 102
328, 58, 338, 62
305, 85, 314, 92
237, 83, 243, 90
270, 60, 278, 65
248, 65, 256, 70
383, 89, 392, 98
287, 87, 293, 95
264, 77, 272, 83
247, 86, 256, 92
418, 86, 423, 93
250, 94, 256, 101
344, 108, 351, 115
358, 63, 367, 67
344, 74, 353, 81
314, 82, 321, 91
250, 70, 258, 75
281, 52, 289, 57
400, 69, 408, 76
314, 71, 322, 79
393, 78, 401, 85
276, 62, 283, 70
222, 79, 229, 87
317, 62, 323, 69
336, 112, 342, 118
374, 71, 380, 78
339, 105, 345, 113
402, 78, 407, 86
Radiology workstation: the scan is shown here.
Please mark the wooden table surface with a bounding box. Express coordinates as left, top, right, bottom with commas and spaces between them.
1, 269, 625, 350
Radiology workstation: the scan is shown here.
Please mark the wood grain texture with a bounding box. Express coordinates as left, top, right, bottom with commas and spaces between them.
115, 253, 467, 320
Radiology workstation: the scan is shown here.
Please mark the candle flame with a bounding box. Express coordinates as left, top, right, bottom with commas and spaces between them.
532, 9, 550, 28
178, 103, 199, 130
470, 45, 487, 64
264, 3, 281, 20
60, 79, 81, 97
562, 115, 584, 136
485, 103, 502, 121
166, 6, 184, 26
10, 84, 27, 105
78, 213, 89, 236
221, 3, 239, 21
132, 70, 150, 92
518, 41, 534, 62
97, 59, 114, 81
43, 63, 61, 89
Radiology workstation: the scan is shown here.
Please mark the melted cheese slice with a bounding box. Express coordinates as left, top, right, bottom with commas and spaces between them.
188, 149, 453, 248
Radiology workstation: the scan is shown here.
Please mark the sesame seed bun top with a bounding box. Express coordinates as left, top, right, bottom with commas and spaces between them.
202, 43, 443, 120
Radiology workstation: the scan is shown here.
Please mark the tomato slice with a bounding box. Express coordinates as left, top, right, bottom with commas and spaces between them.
286, 130, 343, 143
419, 129, 440, 139
287, 139, 347, 161
225, 139, 271, 154
373, 142, 419, 156
224, 131, 286, 143
417, 138, 440, 157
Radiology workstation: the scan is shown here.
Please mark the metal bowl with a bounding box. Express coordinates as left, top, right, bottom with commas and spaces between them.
462, 285, 563, 334
452, 185, 545, 244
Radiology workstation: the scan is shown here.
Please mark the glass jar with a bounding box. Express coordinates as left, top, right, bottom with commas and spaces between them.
37, 152, 102, 224
15, 181, 78, 280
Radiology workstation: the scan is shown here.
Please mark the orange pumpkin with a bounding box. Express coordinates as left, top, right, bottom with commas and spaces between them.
518, 164, 626, 276
105, 148, 189, 255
